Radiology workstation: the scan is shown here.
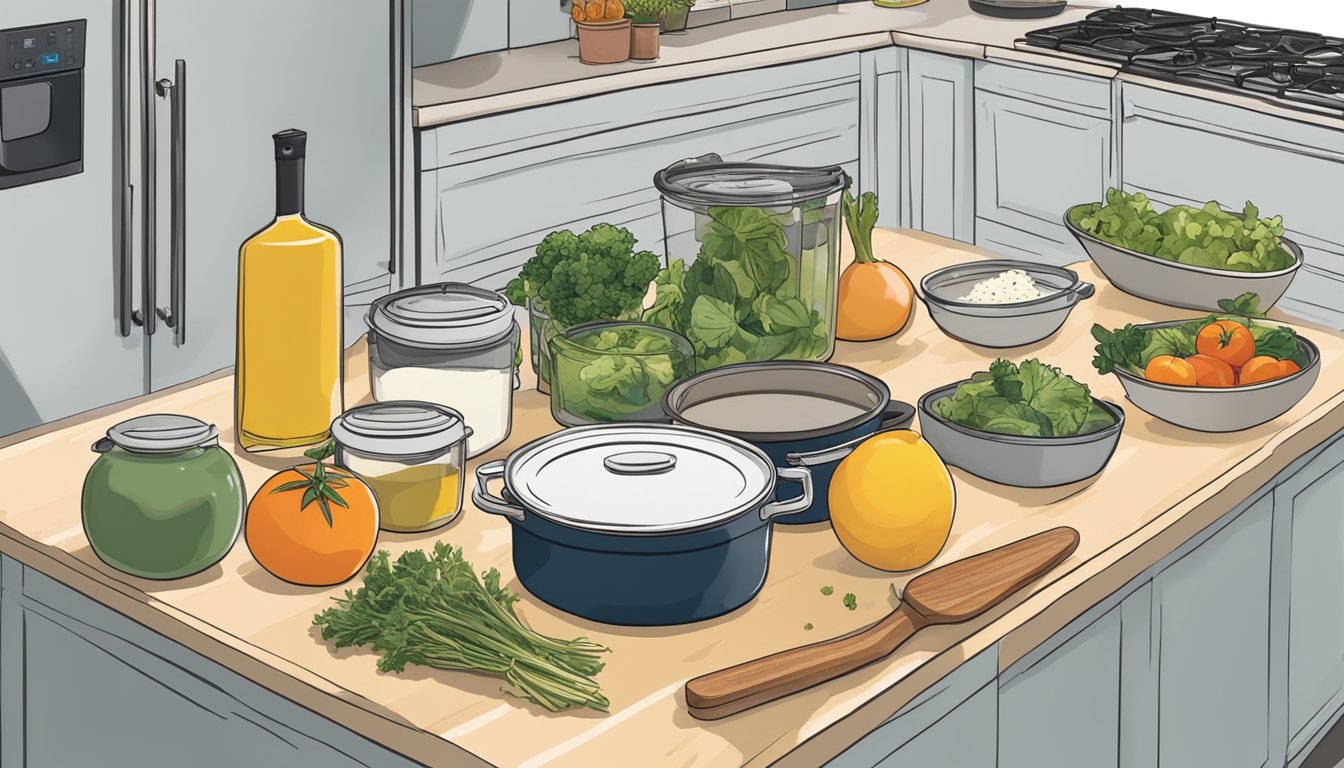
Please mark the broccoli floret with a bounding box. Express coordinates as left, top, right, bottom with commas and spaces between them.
545, 245, 660, 328
504, 229, 584, 307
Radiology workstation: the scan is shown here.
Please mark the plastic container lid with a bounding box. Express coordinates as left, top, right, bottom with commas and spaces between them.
500, 424, 776, 534
331, 402, 471, 460
93, 414, 220, 454
367, 283, 515, 350
653, 153, 847, 209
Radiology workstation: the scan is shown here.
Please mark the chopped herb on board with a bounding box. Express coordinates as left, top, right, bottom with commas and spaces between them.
843, 593, 858, 611
820, 585, 834, 596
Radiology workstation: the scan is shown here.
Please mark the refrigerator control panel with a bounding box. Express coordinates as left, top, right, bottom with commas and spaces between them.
3, 19, 85, 82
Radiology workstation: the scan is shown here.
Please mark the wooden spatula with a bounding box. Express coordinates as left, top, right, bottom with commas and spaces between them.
685, 526, 1080, 720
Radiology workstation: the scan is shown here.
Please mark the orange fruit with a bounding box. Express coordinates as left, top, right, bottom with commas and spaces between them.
1196, 320, 1255, 368
836, 260, 916, 342
1187, 354, 1236, 388
1239, 356, 1292, 385
245, 461, 379, 586
1144, 355, 1197, 386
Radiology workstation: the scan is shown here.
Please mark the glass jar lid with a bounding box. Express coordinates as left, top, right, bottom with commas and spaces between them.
654, 153, 847, 209
367, 283, 515, 350
501, 424, 776, 534
93, 414, 220, 454
331, 401, 470, 460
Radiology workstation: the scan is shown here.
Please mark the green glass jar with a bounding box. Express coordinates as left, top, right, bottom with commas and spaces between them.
82, 414, 245, 580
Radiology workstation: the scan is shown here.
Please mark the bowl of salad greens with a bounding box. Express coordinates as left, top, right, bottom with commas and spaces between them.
549, 321, 696, 427
1065, 189, 1303, 313
917, 358, 1125, 488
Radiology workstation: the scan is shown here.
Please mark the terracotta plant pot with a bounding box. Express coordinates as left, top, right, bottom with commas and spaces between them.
577, 19, 632, 65
661, 5, 689, 32
631, 22, 660, 60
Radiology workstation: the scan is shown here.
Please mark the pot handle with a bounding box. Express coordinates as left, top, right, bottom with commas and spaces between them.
784, 400, 915, 468
472, 461, 526, 522
1070, 282, 1096, 303
760, 467, 814, 522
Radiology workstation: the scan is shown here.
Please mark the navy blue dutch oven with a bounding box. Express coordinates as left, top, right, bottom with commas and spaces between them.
661, 362, 914, 525
472, 423, 813, 626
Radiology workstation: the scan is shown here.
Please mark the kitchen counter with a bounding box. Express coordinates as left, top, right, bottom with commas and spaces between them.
411, 0, 1344, 131
4, 228, 1344, 767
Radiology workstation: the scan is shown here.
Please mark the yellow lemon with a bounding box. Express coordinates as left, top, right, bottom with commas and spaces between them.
829, 429, 955, 572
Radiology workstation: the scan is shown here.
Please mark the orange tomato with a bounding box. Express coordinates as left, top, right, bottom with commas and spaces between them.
1196, 320, 1255, 368
1145, 355, 1198, 386
1187, 354, 1236, 388
571, 0, 587, 21
1239, 355, 1298, 385
837, 260, 915, 341
245, 461, 379, 587
584, 0, 604, 21
604, 0, 624, 19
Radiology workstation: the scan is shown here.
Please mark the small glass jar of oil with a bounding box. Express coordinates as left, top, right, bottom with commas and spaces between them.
330, 402, 472, 533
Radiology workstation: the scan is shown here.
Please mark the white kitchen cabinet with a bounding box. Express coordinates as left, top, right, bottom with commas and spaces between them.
0, 562, 414, 767
859, 47, 904, 229
422, 54, 862, 289
904, 50, 974, 243
1120, 84, 1344, 329
1151, 492, 1274, 768
1275, 435, 1344, 764
973, 61, 1116, 266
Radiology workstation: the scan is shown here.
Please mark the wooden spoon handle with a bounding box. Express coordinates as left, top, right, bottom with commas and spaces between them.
685, 604, 929, 720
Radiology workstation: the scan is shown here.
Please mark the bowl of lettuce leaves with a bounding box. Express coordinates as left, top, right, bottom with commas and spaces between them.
549, 321, 696, 427
1065, 188, 1303, 312
917, 358, 1125, 488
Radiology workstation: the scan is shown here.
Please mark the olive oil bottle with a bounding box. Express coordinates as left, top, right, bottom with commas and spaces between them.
235, 129, 343, 452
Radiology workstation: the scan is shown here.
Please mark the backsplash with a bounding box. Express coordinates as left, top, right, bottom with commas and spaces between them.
411, 0, 852, 67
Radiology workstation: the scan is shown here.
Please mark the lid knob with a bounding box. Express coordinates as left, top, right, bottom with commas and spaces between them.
603, 451, 678, 476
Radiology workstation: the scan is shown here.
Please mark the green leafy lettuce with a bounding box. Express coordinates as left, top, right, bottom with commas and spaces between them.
1070, 188, 1295, 273
643, 206, 830, 369
932, 359, 1116, 438
551, 326, 693, 423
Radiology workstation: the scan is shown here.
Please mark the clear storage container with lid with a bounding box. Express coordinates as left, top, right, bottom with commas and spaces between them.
366, 283, 520, 458
332, 402, 470, 533
653, 153, 847, 371
81, 414, 245, 580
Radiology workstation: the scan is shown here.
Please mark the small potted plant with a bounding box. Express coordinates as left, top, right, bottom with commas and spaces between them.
661, 0, 695, 33
624, 0, 664, 60
572, 0, 631, 65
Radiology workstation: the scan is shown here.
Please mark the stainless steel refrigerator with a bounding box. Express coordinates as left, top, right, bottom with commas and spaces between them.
0, 0, 411, 438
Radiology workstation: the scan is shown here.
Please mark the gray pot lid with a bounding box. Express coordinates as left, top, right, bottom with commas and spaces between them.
94, 414, 219, 454
503, 423, 776, 534
331, 401, 470, 460
654, 153, 846, 209
367, 283, 515, 349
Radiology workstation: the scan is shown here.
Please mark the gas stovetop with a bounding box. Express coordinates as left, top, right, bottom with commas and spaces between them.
1022, 7, 1344, 113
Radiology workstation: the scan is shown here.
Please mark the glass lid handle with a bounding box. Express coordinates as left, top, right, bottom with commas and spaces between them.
666, 153, 723, 172
603, 451, 678, 476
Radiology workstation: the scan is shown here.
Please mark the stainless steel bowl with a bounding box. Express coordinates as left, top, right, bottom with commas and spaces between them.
919, 260, 1094, 349
917, 384, 1125, 488
1110, 321, 1321, 433
1064, 205, 1305, 313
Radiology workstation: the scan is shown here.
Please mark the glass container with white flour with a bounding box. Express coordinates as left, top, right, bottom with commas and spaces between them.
366, 283, 520, 458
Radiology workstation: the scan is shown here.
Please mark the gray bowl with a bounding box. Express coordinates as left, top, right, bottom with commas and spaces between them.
919, 260, 1094, 349
1110, 321, 1321, 433
917, 384, 1125, 488
1064, 205, 1304, 313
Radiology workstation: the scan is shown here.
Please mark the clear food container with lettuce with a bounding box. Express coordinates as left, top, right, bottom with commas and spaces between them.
549, 321, 696, 426
649, 154, 847, 371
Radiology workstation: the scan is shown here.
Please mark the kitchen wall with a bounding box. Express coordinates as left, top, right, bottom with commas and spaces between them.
1157, 0, 1344, 37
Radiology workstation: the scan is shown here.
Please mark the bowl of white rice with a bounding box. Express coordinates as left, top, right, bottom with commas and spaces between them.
919, 260, 1094, 348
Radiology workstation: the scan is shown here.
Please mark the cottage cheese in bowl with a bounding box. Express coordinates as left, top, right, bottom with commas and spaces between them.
957, 269, 1051, 304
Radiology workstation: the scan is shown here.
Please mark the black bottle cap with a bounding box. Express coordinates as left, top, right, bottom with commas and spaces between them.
273, 129, 307, 161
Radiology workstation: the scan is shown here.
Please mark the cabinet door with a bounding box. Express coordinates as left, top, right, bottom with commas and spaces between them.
905, 50, 974, 243
999, 607, 1122, 768
876, 682, 997, 767
859, 47, 903, 229
974, 90, 1113, 266
1153, 494, 1273, 768
1277, 437, 1344, 761
1121, 84, 1344, 329
149, 0, 399, 390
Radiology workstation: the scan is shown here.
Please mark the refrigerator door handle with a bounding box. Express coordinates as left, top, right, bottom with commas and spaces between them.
133, 0, 156, 335
154, 60, 186, 346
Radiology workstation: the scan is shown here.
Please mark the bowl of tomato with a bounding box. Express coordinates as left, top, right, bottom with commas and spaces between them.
1092, 300, 1320, 433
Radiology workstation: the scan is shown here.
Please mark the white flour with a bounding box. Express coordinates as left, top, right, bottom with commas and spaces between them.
371, 366, 512, 458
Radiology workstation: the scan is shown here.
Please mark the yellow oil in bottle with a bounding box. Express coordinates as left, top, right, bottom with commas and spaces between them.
363, 464, 462, 532
235, 129, 343, 452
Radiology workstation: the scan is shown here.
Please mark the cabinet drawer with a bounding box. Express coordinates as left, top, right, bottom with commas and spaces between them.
975, 61, 1113, 118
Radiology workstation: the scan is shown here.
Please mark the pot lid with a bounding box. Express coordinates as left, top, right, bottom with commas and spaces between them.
331, 401, 470, 460
503, 424, 776, 534
367, 283, 515, 349
654, 153, 847, 209
95, 414, 219, 454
